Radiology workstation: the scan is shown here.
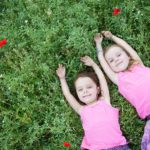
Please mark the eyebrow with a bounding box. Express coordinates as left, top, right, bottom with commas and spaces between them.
77, 83, 92, 89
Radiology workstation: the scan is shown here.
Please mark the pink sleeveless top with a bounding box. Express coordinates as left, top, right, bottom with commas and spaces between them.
118, 64, 150, 119
80, 100, 127, 150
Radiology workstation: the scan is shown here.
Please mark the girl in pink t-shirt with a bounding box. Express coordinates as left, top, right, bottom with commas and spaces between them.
56, 56, 130, 150
94, 31, 150, 150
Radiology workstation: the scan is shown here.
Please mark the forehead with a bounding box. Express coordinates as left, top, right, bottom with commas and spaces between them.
75, 77, 96, 87
105, 46, 124, 58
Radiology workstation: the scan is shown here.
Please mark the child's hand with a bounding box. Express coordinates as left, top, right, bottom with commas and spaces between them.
56, 64, 66, 79
80, 56, 95, 67
94, 33, 103, 44
101, 31, 113, 39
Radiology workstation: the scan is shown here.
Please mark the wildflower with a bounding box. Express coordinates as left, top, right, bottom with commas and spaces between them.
63, 142, 71, 148
113, 8, 121, 16
0, 39, 7, 48
25, 20, 28, 23
46, 9, 52, 16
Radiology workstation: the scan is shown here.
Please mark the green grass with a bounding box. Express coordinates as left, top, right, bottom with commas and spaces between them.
0, 0, 150, 149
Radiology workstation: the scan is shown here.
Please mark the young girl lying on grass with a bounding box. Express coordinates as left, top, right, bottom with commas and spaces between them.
56, 56, 131, 150
94, 31, 150, 150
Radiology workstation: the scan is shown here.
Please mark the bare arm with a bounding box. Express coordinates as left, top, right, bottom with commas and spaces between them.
94, 33, 118, 85
81, 56, 110, 105
56, 64, 82, 115
103, 31, 144, 65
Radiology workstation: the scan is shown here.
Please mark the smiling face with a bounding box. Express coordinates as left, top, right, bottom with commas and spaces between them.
105, 45, 130, 73
75, 77, 99, 105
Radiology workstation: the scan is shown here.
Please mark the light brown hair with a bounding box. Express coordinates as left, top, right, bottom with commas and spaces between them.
74, 71, 99, 87
73, 71, 101, 105
104, 44, 139, 69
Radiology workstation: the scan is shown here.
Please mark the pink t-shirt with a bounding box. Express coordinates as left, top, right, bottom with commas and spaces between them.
118, 64, 150, 119
80, 100, 127, 150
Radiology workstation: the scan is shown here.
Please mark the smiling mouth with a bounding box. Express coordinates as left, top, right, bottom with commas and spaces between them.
116, 61, 123, 67
83, 94, 91, 98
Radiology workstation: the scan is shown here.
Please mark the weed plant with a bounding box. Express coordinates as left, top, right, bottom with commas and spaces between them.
0, 0, 150, 149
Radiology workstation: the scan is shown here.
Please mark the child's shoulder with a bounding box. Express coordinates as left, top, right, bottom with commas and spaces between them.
100, 99, 119, 111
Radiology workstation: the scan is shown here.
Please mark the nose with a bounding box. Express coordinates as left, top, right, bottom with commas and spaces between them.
83, 89, 88, 94
115, 58, 119, 63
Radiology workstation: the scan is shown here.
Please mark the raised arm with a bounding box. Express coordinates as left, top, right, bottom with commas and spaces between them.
102, 31, 144, 65
80, 56, 110, 105
56, 64, 82, 114
94, 33, 118, 85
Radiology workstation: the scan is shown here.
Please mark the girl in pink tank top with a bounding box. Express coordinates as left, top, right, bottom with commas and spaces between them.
95, 31, 150, 150
56, 56, 130, 150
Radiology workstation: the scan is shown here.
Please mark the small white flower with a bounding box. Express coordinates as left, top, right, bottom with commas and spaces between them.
25, 20, 28, 23
46, 9, 52, 16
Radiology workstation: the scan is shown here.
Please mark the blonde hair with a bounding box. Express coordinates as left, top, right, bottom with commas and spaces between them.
104, 44, 139, 70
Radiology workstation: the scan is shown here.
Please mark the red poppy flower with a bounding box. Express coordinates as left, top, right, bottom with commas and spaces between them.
113, 8, 121, 16
63, 142, 71, 148
0, 39, 7, 48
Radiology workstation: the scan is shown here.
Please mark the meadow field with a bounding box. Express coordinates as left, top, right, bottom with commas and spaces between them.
0, 0, 150, 149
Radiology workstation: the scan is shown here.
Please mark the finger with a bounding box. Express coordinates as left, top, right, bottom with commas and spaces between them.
106, 31, 110, 35
81, 56, 86, 60
105, 31, 109, 35
80, 58, 84, 62
96, 33, 100, 36
60, 64, 64, 68
81, 59, 86, 63
81, 58, 87, 63
83, 57, 88, 62
100, 34, 103, 38
80, 57, 83, 61
59, 64, 61, 68
86, 56, 90, 60
101, 31, 106, 34
84, 55, 89, 59
94, 33, 100, 38
84, 56, 87, 59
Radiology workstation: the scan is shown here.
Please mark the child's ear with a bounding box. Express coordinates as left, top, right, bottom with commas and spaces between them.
97, 86, 100, 94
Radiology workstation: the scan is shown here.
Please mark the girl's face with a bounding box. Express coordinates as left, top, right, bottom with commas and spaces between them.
105, 46, 130, 73
75, 77, 99, 105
